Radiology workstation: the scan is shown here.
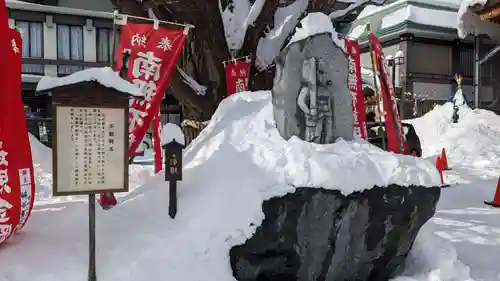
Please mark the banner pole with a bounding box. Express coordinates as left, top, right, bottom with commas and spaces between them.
110, 10, 119, 71
367, 25, 387, 151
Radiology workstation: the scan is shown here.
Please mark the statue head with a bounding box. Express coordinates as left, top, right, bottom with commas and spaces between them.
316, 59, 332, 86
454, 73, 463, 89
301, 57, 317, 87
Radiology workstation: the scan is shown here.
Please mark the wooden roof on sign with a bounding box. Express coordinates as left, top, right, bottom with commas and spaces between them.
478, 0, 500, 24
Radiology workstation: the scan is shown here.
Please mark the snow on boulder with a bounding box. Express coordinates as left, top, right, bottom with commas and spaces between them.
36, 67, 142, 97
189, 91, 441, 281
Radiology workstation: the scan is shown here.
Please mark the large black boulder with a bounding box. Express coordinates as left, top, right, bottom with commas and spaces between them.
230, 185, 440, 281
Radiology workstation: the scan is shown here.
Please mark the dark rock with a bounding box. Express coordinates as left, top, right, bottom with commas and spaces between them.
230, 185, 440, 281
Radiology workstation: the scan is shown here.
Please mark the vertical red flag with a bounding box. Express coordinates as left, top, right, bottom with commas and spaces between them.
115, 22, 187, 162
0, 25, 36, 245
368, 33, 407, 154
343, 37, 368, 140
98, 22, 188, 208
224, 59, 250, 96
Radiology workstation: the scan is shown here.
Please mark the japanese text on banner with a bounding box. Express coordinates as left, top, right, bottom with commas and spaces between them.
225, 60, 250, 97
343, 37, 368, 140
115, 22, 187, 160
0, 28, 36, 244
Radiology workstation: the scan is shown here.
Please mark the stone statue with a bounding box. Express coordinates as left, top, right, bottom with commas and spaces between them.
297, 57, 335, 143
272, 32, 354, 144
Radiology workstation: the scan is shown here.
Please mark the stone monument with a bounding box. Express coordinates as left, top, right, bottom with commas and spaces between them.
272, 32, 354, 144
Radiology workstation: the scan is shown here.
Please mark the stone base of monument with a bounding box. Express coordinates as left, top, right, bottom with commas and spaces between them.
230, 185, 440, 281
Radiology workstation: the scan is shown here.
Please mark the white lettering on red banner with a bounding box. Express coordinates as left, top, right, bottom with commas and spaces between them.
225, 60, 251, 97
343, 37, 368, 140
11, 39, 19, 53
131, 33, 147, 47
114, 21, 188, 180
0, 141, 12, 243
157, 36, 172, 51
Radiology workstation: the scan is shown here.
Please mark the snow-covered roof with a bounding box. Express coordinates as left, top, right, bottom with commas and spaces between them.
457, 0, 500, 42
287, 12, 345, 51
161, 123, 186, 146
6, 0, 113, 19
36, 67, 143, 97
22, 74, 42, 83
346, 0, 466, 40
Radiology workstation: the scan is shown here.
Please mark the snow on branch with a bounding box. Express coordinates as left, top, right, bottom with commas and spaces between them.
255, 0, 308, 70
219, 0, 267, 51
329, 0, 385, 19
177, 67, 207, 96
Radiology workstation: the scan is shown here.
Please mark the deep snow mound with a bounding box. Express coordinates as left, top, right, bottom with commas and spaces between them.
407, 99, 500, 173
0, 91, 462, 281
184, 91, 440, 194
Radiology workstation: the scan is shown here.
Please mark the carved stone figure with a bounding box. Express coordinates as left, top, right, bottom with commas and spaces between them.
272, 32, 354, 144
297, 57, 335, 143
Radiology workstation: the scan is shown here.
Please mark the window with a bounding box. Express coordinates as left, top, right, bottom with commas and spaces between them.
96, 28, 115, 63
57, 24, 84, 75
16, 21, 44, 74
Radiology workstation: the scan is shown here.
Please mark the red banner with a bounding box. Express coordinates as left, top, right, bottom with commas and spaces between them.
343, 38, 368, 140
115, 22, 187, 169
116, 22, 187, 161
225, 59, 250, 96
0, 27, 36, 245
368, 33, 407, 154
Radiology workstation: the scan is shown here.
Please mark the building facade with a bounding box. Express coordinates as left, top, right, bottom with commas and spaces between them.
7, 0, 117, 116
345, 0, 500, 118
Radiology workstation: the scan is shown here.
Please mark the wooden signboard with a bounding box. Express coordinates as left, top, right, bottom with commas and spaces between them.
50, 82, 130, 196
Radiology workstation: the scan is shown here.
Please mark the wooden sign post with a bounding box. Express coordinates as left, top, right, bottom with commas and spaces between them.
164, 140, 184, 218
39, 78, 138, 281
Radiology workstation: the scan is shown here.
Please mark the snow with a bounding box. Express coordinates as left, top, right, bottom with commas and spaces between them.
219, 0, 267, 51
177, 67, 207, 96
160, 123, 186, 146
0, 90, 446, 281
27, 133, 154, 205
456, 0, 500, 42
329, 0, 385, 19
255, 0, 308, 69
36, 67, 143, 97
403, 91, 500, 280
287, 12, 345, 51
348, 0, 476, 40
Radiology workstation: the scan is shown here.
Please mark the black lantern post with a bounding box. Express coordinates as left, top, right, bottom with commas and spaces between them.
164, 139, 184, 218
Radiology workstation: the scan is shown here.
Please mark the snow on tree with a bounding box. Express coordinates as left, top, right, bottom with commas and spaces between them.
111, 0, 386, 121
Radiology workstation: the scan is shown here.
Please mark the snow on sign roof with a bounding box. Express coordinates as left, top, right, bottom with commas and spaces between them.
160, 123, 186, 146
286, 12, 346, 51
36, 67, 143, 97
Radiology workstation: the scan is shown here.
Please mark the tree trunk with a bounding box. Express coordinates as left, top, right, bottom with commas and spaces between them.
112, 0, 385, 121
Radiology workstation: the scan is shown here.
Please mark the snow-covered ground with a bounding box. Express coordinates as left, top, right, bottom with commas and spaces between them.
2, 90, 490, 281
406, 90, 500, 281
